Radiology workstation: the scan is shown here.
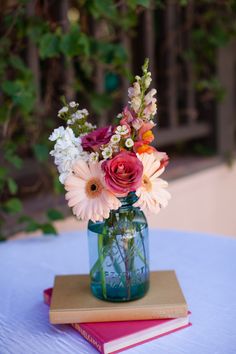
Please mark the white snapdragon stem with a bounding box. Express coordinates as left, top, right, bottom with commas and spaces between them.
144, 89, 157, 105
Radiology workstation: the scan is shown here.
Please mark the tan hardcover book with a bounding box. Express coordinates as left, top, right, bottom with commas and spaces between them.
49, 271, 188, 324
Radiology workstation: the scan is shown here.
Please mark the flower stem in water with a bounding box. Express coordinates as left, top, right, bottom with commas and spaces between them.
98, 233, 107, 299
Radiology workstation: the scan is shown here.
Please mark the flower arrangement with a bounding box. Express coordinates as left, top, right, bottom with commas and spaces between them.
49, 59, 171, 223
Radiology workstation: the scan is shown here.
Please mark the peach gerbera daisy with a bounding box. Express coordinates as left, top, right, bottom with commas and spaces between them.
64, 160, 121, 222
134, 152, 171, 214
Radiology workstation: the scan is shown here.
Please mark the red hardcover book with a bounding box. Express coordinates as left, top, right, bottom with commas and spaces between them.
44, 288, 191, 354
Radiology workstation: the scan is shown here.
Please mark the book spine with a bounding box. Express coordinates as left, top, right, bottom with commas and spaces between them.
72, 323, 104, 354
50, 305, 188, 324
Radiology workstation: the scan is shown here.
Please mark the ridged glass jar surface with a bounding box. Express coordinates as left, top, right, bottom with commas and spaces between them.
87, 193, 149, 302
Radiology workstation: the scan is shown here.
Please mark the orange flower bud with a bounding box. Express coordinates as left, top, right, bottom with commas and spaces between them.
142, 130, 154, 143
136, 144, 156, 154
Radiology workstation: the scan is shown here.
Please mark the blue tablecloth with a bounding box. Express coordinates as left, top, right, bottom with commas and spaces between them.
0, 229, 236, 354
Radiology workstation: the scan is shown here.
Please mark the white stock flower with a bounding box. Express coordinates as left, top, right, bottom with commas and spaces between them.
69, 101, 77, 108
67, 109, 89, 125
49, 126, 65, 141
125, 138, 134, 148
110, 134, 121, 144
49, 126, 88, 184
115, 125, 129, 136
58, 106, 68, 117
85, 121, 96, 130
81, 109, 88, 115
59, 173, 68, 184
71, 111, 83, 121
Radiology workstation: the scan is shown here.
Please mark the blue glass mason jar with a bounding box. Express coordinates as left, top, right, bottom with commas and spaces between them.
87, 192, 149, 302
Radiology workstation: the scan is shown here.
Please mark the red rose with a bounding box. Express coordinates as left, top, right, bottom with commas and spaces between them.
102, 151, 143, 195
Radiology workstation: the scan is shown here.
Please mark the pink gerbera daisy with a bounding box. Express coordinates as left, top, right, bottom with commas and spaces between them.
65, 160, 121, 222
134, 152, 171, 214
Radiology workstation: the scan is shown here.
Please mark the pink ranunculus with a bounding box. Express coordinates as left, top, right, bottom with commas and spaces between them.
102, 151, 143, 195
82, 126, 113, 152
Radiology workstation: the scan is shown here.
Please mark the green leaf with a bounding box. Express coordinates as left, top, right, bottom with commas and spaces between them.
4, 198, 22, 213
18, 215, 40, 233
25, 220, 40, 232
18, 215, 32, 223
0, 105, 9, 123
0, 167, 7, 180
60, 25, 90, 58
2, 80, 20, 96
88, 0, 118, 20
7, 178, 18, 194
60, 25, 81, 57
1, 79, 35, 114
33, 143, 49, 162
40, 223, 57, 235
39, 32, 60, 59
78, 33, 90, 57
10, 55, 28, 73
53, 175, 64, 194
90, 92, 113, 114
179, 0, 188, 6
27, 20, 50, 44
5, 151, 23, 169
47, 208, 64, 221
129, 0, 150, 7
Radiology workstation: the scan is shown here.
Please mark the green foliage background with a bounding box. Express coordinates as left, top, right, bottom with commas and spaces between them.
0, 0, 236, 239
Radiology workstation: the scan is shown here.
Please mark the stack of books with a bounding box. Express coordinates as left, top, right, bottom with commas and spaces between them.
44, 271, 191, 354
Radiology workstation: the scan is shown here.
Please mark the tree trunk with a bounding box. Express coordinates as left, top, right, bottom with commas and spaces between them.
60, 0, 76, 102
143, 3, 156, 88
26, 0, 42, 111
165, 0, 178, 128
185, 0, 197, 125
120, 3, 132, 106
